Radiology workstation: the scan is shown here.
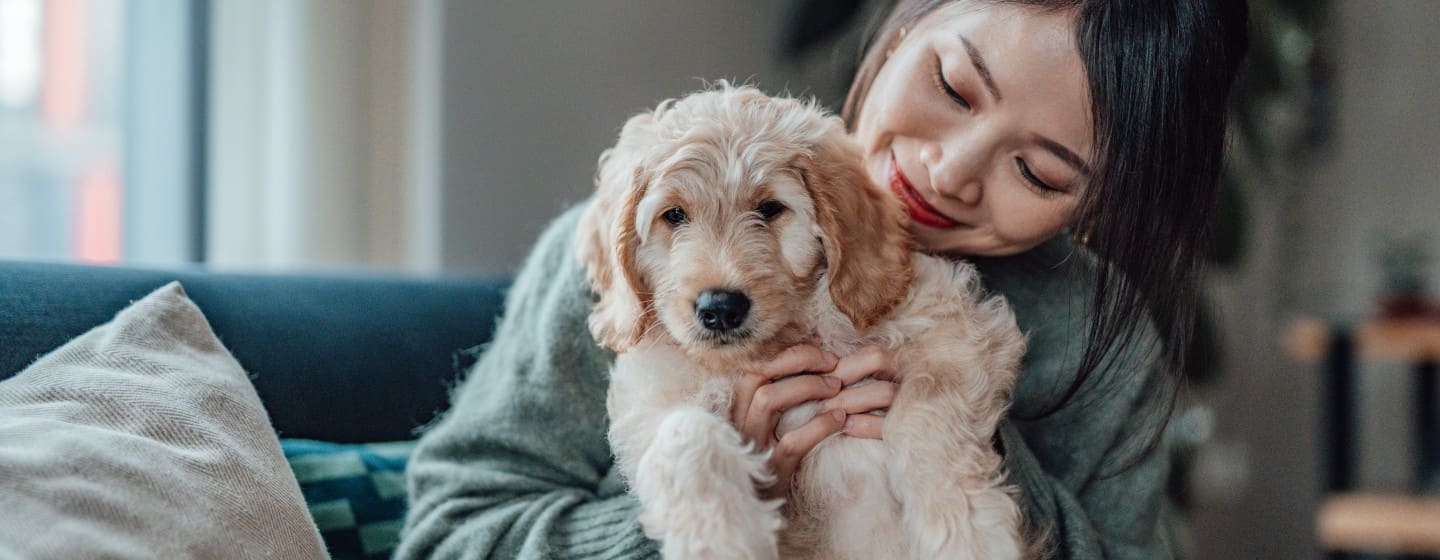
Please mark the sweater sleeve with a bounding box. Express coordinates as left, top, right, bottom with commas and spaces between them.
397, 203, 661, 560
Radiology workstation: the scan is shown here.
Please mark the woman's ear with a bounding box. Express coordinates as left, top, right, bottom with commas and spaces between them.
801, 126, 914, 330
577, 112, 661, 352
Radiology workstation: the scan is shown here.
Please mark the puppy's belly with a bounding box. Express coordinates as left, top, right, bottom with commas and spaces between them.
781, 406, 907, 560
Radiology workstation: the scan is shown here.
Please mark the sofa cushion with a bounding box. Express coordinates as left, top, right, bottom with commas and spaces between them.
282, 439, 418, 559
0, 282, 327, 559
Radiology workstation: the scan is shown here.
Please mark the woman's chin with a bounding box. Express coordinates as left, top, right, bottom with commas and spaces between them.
910, 227, 1013, 258
909, 224, 970, 255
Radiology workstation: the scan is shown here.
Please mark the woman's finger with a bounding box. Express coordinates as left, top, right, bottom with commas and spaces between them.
730, 371, 769, 430
731, 342, 840, 426
841, 413, 886, 440
763, 409, 846, 499
740, 374, 841, 447
820, 380, 899, 415
733, 345, 833, 436
752, 345, 839, 380
828, 345, 895, 385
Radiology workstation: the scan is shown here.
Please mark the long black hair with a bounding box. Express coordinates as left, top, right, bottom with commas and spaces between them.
843, 0, 1250, 474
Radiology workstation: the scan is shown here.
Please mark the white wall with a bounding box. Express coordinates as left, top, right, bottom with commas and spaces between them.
435, 0, 807, 273
206, 0, 850, 274
208, 0, 436, 272
1292, 3, 1440, 315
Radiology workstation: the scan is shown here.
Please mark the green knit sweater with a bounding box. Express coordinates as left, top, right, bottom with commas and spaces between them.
397, 201, 1176, 559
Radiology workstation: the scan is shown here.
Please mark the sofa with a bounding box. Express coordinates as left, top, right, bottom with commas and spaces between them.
0, 259, 511, 558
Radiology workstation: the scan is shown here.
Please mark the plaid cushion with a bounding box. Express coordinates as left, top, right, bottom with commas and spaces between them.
281, 439, 417, 560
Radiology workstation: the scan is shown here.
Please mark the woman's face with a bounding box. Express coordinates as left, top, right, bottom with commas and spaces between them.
854, 2, 1092, 257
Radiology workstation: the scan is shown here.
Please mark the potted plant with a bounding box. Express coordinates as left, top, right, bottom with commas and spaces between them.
1374, 230, 1436, 319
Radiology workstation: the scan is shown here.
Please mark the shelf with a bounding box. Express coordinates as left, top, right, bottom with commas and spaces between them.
1285, 317, 1440, 363
1318, 492, 1440, 556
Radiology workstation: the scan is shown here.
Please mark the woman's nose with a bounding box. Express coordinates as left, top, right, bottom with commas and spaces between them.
921, 142, 985, 207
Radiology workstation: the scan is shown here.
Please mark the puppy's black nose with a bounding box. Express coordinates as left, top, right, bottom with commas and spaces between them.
695, 290, 750, 332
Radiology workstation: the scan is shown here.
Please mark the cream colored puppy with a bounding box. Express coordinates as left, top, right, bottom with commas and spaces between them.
578, 84, 1027, 560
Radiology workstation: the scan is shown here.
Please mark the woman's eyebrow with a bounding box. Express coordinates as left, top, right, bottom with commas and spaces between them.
1035, 136, 1092, 175
959, 34, 1003, 101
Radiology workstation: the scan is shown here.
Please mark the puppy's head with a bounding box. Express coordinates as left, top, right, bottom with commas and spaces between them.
578, 84, 912, 365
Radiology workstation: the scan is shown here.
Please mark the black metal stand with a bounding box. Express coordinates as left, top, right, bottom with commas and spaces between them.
1324, 329, 1355, 560
1418, 360, 1438, 489
1400, 362, 1439, 560
1321, 329, 1440, 560
1325, 329, 1356, 493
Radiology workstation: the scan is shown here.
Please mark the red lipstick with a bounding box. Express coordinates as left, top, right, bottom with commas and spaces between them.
887, 153, 961, 229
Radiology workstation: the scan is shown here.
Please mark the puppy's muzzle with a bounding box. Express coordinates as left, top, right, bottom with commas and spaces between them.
694, 289, 750, 332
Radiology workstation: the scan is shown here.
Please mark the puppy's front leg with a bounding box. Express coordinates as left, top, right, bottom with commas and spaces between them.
885, 375, 1023, 560
633, 407, 783, 560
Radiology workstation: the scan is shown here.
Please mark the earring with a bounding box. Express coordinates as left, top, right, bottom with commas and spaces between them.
1071, 222, 1093, 248
886, 26, 909, 59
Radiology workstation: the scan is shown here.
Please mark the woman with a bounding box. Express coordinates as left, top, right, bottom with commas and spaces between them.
398, 1, 1249, 558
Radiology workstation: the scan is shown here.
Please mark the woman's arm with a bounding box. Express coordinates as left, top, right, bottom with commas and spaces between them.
397, 203, 660, 559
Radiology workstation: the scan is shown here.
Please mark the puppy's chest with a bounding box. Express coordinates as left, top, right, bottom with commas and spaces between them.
814, 325, 926, 381
781, 389, 905, 559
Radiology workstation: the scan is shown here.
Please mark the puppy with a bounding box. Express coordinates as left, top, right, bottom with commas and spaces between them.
577, 84, 1027, 560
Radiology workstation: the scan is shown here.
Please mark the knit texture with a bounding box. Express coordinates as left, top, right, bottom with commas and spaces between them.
0, 282, 327, 559
400, 202, 1173, 559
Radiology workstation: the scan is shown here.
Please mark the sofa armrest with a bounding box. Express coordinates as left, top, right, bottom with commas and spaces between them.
0, 260, 509, 442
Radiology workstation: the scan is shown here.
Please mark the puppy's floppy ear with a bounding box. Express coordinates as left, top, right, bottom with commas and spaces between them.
800, 125, 914, 330
577, 111, 661, 351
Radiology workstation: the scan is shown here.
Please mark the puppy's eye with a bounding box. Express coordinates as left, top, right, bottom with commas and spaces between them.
662, 207, 688, 226
756, 200, 786, 222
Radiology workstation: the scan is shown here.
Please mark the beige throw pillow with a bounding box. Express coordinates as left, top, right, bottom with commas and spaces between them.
0, 282, 327, 559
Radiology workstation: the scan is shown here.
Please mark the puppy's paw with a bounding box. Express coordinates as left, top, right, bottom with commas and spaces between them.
634, 408, 782, 560
901, 485, 1023, 560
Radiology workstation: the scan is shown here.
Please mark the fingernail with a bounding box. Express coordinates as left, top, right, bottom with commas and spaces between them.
842, 416, 854, 431
823, 375, 841, 390
824, 351, 840, 365
831, 410, 846, 424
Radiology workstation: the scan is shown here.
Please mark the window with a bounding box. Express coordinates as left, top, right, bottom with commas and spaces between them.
0, 0, 203, 265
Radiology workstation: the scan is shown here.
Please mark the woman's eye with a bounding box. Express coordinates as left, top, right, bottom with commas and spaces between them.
1015, 158, 1063, 195
662, 207, 688, 226
932, 56, 970, 110
756, 200, 786, 221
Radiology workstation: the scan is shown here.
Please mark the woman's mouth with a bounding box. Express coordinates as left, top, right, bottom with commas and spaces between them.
888, 153, 961, 229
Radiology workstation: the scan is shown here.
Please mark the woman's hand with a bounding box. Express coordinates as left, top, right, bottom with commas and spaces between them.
729, 344, 900, 500
821, 345, 897, 440
730, 345, 844, 500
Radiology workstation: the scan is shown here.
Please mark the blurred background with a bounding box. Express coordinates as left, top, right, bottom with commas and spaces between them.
1, 0, 1437, 557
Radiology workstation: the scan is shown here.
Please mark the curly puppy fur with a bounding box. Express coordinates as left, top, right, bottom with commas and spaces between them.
578, 83, 1029, 560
